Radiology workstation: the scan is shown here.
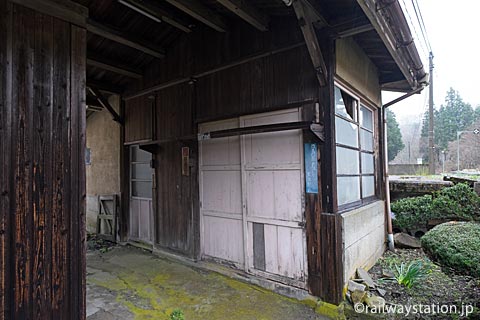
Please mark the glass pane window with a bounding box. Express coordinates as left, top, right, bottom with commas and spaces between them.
335, 117, 358, 148
362, 176, 375, 197
130, 145, 153, 199
360, 105, 373, 130
132, 163, 152, 180
361, 152, 374, 174
132, 146, 151, 162
337, 176, 361, 206
132, 181, 152, 198
336, 147, 360, 175
334, 85, 377, 207
360, 129, 374, 152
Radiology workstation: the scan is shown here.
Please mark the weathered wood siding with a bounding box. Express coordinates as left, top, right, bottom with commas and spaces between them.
0, 1, 86, 318
124, 17, 318, 259
125, 95, 154, 143
154, 84, 198, 254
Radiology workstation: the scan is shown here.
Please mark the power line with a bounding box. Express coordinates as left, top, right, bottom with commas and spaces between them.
411, 0, 432, 52
401, 0, 429, 58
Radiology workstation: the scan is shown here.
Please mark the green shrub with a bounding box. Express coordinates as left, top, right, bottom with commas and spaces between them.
421, 222, 480, 277
431, 183, 480, 221
391, 195, 433, 230
394, 260, 432, 288
391, 183, 480, 230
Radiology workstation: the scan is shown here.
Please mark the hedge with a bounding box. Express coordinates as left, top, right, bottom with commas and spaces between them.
391, 183, 480, 231
421, 222, 480, 277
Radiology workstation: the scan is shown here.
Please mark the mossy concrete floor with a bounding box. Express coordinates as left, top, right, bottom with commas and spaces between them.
87, 246, 329, 320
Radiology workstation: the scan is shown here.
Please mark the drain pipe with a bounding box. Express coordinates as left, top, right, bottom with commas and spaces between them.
382, 84, 427, 251
382, 106, 395, 251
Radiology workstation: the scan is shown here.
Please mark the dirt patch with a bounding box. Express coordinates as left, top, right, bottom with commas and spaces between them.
365, 249, 480, 319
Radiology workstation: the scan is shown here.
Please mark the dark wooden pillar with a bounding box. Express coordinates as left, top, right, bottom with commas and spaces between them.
0, 0, 87, 318
304, 30, 344, 305
318, 33, 344, 305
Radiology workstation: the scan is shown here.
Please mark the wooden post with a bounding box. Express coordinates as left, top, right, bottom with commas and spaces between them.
315, 32, 344, 305
0, 0, 87, 318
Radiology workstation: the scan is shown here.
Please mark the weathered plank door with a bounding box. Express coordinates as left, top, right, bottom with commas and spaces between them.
199, 109, 307, 286
0, 0, 87, 318
242, 110, 306, 284
128, 145, 154, 245
199, 119, 244, 267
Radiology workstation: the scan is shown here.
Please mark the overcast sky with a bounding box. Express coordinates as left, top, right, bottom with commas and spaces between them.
383, 0, 480, 122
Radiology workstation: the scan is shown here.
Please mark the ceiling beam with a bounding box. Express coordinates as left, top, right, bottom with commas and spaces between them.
292, 0, 328, 86
86, 95, 103, 108
301, 0, 329, 27
87, 79, 124, 95
164, 0, 227, 32
86, 19, 165, 58
88, 87, 124, 125
117, 0, 192, 33
87, 55, 143, 79
215, 0, 268, 31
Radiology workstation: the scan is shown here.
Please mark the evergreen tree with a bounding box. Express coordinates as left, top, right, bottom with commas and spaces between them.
387, 109, 404, 161
434, 88, 475, 150
420, 88, 475, 159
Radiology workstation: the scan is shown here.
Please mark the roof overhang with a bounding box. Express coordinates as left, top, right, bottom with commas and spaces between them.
355, 0, 427, 92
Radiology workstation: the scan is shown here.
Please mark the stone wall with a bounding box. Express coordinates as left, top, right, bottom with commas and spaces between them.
388, 164, 429, 175
342, 201, 386, 284
389, 179, 453, 201
86, 95, 121, 233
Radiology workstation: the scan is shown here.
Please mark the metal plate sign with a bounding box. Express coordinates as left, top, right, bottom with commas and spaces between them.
304, 143, 318, 194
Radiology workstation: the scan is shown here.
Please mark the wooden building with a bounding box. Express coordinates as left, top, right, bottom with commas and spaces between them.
1, 0, 426, 317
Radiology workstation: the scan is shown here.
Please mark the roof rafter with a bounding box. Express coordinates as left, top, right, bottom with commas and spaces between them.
87, 55, 143, 79
164, 0, 227, 32
292, 0, 328, 86
87, 79, 124, 95
88, 87, 124, 125
87, 19, 166, 58
215, 0, 269, 31
118, 0, 192, 33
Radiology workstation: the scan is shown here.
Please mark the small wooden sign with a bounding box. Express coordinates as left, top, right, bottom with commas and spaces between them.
182, 147, 190, 176
304, 143, 318, 194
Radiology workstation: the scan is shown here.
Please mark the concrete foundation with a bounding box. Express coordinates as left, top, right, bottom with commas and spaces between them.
341, 201, 386, 284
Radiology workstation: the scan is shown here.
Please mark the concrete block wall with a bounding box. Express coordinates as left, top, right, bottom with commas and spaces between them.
341, 201, 386, 284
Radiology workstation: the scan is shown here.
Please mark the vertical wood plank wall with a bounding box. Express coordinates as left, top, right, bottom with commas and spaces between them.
0, 1, 86, 318
124, 17, 319, 259
122, 16, 346, 303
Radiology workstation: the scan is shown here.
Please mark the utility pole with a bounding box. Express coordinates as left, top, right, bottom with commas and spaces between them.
428, 52, 435, 174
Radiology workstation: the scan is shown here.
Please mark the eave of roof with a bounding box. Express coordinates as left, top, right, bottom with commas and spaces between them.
355, 0, 427, 92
